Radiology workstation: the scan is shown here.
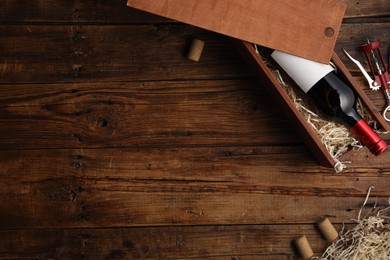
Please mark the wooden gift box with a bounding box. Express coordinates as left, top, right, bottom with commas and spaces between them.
233, 40, 390, 168
126, 0, 389, 168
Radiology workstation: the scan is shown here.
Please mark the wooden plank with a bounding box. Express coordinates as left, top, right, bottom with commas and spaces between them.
0, 25, 250, 84
0, 0, 387, 22
0, 0, 168, 23
0, 80, 298, 149
0, 225, 333, 259
127, 0, 346, 64
1, 147, 389, 229
1, 79, 388, 150
343, 0, 390, 18
0, 24, 388, 84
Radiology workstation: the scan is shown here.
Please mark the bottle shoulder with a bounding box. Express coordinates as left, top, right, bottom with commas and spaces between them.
308, 72, 361, 126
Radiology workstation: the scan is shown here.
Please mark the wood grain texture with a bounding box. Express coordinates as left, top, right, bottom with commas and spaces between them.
1, 147, 389, 229
0, 225, 337, 259
0, 80, 297, 149
0, 23, 388, 84
0, 0, 167, 23
0, 79, 387, 150
0, 25, 249, 84
0, 0, 389, 259
343, 0, 390, 18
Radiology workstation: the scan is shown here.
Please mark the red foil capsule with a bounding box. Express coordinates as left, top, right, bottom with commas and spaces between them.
350, 119, 387, 156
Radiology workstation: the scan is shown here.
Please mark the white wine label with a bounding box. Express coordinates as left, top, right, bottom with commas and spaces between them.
271, 50, 335, 93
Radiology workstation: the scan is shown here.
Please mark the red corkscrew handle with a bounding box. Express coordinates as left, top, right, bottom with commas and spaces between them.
361, 40, 390, 92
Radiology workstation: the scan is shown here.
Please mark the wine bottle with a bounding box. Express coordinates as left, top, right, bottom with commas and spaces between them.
271, 50, 387, 156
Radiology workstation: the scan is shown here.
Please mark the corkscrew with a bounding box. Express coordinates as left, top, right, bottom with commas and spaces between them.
342, 39, 390, 122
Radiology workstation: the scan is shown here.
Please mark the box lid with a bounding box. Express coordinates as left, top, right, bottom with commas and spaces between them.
127, 0, 346, 64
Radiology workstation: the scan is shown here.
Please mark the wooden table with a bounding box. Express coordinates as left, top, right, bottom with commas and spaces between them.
0, 1, 389, 259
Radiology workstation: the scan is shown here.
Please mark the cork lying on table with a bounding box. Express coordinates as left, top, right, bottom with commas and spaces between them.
318, 217, 339, 242
295, 235, 314, 259
187, 39, 205, 62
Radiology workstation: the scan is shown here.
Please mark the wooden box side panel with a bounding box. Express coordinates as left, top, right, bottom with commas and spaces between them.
331, 52, 390, 133
233, 40, 335, 167
127, 0, 346, 64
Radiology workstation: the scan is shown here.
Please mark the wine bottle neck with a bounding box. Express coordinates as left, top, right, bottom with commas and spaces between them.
350, 119, 387, 156
313, 72, 362, 126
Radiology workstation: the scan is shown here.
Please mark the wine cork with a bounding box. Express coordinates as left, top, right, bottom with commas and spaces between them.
187, 38, 205, 62
317, 217, 339, 242
295, 235, 314, 259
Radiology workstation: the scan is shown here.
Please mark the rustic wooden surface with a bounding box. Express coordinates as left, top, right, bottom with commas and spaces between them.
0, 0, 389, 259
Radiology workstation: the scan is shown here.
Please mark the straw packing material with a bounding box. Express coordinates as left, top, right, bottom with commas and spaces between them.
319, 209, 390, 259
318, 187, 390, 260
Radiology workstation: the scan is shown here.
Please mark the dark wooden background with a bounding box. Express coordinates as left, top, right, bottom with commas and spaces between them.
0, 1, 389, 259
